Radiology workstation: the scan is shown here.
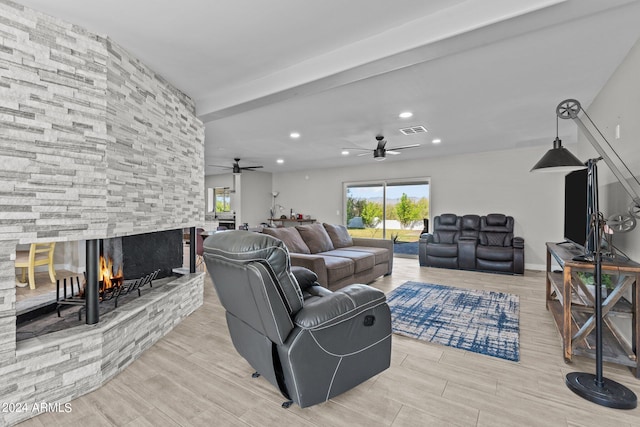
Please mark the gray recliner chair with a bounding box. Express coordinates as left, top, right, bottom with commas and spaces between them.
203, 231, 392, 408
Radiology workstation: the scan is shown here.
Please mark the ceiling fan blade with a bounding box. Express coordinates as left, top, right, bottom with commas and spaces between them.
387, 144, 420, 151
241, 166, 264, 170
342, 147, 371, 152
387, 150, 401, 155
356, 152, 370, 157
208, 164, 232, 169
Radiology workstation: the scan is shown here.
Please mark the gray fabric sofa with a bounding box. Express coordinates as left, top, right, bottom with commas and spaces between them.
262, 223, 393, 290
203, 231, 392, 408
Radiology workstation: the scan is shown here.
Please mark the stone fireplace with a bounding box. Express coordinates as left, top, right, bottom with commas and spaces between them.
0, 2, 205, 425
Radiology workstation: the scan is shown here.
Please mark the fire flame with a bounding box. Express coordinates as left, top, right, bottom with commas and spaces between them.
99, 255, 123, 290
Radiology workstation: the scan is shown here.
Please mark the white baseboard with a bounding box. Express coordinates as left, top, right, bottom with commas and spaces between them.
525, 263, 546, 271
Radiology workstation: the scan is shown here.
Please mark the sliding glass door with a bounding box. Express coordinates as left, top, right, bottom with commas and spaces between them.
346, 183, 385, 238
345, 179, 429, 242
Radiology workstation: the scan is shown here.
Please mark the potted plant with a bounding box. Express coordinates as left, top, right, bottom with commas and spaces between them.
576, 271, 614, 298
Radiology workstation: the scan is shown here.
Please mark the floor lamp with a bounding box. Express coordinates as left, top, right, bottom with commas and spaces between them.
531, 99, 640, 410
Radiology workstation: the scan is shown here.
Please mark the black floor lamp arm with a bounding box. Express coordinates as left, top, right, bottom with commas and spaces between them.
558, 99, 640, 208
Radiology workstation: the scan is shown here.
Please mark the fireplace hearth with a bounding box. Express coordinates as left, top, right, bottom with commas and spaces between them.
18, 272, 174, 341
16, 228, 191, 327
17, 227, 199, 338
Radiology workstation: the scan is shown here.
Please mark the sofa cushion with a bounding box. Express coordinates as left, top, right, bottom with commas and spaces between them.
439, 213, 458, 226
342, 246, 390, 265
482, 233, 511, 247
320, 249, 375, 273
479, 214, 514, 247
460, 215, 480, 239
433, 214, 461, 244
477, 245, 514, 261
425, 243, 458, 258
262, 227, 311, 254
319, 255, 355, 283
323, 223, 354, 248
296, 223, 335, 253
485, 213, 507, 226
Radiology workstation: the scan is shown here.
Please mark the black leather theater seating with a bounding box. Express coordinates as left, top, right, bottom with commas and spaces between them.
418, 213, 524, 274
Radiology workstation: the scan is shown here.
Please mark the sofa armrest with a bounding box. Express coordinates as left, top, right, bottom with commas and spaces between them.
294, 284, 387, 330
352, 237, 393, 252
513, 237, 524, 249
289, 253, 329, 288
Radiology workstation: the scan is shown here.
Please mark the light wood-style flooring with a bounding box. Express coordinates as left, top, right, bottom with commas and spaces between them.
18, 257, 640, 426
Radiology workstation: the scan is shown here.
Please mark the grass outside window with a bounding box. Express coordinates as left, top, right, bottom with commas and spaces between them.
348, 228, 422, 242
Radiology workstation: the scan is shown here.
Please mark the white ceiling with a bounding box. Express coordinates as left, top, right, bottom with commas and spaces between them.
17, 0, 640, 175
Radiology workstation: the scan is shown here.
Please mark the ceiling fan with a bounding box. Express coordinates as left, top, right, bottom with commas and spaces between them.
344, 135, 420, 161
209, 158, 264, 174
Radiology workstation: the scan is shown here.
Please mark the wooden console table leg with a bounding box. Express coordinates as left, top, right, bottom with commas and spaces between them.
635, 274, 639, 378
546, 248, 551, 310
563, 266, 573, 362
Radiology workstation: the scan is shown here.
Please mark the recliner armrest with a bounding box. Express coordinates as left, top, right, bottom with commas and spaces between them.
291, 266, 318, 291
294, 284, 386, 330
419, 233, 434, 243
513, 237, 524, 249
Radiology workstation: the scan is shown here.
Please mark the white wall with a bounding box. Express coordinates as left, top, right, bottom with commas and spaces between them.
240, 171, 273, 227
579, 37, 640, 262
204, 171, 273, 229
273, 144, 566, 270
53, 241, 85, 274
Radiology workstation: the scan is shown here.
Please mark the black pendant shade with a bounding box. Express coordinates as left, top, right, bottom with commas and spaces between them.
530, 137, 586, 172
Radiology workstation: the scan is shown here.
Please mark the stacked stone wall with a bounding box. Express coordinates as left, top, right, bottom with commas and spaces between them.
0, 1, 205, 424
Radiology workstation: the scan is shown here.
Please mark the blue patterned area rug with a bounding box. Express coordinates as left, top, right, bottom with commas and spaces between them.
387, 281, 520, 362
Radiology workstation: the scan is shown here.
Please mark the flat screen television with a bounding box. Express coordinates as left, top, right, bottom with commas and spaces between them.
564, 169, 588, 249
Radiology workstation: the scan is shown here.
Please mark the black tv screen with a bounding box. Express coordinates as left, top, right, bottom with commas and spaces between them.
564, 169, 588, 247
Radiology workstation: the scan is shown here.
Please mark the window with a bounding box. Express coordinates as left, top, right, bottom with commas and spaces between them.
207, 188, 214, 213
214, 187, 231, 212
344, 179, 429, 242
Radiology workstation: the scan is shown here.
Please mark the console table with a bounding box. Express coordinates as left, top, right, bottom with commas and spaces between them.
269, 218, 316, 226
545, 242, 640, 377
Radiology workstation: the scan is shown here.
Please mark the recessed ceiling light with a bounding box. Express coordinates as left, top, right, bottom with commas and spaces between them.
276, 159, 284, 164
290, 132, 300, 139
399, 111, 413, 119
432, 138, 442, 144
341, 150, 349, 156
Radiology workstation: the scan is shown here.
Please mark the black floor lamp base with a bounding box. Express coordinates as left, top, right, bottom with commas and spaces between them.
566, 372, 637, 409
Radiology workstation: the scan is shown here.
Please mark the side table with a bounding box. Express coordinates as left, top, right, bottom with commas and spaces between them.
545, 242, 640, 377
